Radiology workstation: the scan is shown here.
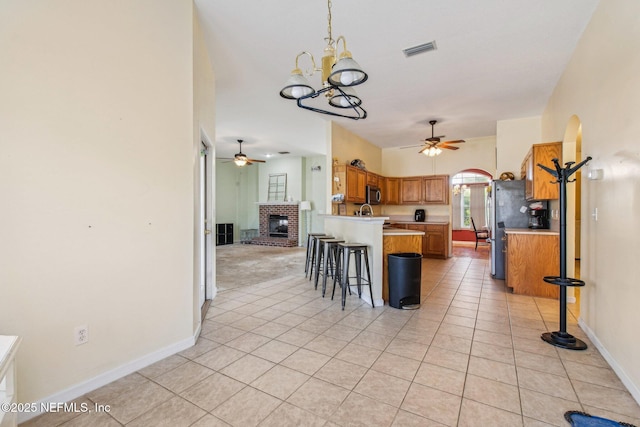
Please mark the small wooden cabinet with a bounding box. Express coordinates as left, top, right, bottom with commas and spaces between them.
423, 175, 449, 204
396, 223, 448, 259
424, 224, 448, 258
366, 171, 379, 187
333, 165, 367, 204
505, 231, 559, 298
346, 165, 367, 203
400, 177, 423, 204
384, 177, 401, 205
400, 175, 449, 205
521, 142, 562, 200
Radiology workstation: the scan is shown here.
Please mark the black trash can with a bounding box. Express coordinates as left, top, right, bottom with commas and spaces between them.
388, 253, 422, 309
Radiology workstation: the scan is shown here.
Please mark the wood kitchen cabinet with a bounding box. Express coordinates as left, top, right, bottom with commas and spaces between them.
384, 177, 401, 205
333, 165, 366, 203
400, 175, 449, 205
505, 231, 559, 298
423, 175, 449, 204
396, 223, 449, 259
521, 142, 562, 200
366, 171, 379, 187
400, 177, 423, 204
424, 224, 448, 258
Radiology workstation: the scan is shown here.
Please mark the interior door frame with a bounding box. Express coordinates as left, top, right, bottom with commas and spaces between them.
199, 131, 215, 310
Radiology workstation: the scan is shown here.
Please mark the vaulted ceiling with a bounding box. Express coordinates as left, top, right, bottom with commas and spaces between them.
195, 0, 599, 160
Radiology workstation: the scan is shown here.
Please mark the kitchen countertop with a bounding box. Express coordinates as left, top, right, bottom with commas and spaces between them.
383, 227, 425, 236
504, 228, 559, 235
390, 220, 450, 225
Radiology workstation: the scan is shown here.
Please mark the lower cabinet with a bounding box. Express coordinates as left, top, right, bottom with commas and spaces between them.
398, 223, 449, 259
425, 224, 447, 258
505, 232, 559, 298
216, 223, 234, 246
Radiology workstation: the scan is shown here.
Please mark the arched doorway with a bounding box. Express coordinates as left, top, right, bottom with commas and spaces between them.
562, 116, 583, 308
451, 169, 492, 242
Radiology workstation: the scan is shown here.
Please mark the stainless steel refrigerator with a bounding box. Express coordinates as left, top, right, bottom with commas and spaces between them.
489, 180, 530, 279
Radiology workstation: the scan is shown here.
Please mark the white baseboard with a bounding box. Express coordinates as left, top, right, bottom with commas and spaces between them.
18, 330, 199, 424
578, 318, 640, 406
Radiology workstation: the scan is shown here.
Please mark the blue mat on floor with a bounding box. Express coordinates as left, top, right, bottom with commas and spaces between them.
565, 411, 636, 427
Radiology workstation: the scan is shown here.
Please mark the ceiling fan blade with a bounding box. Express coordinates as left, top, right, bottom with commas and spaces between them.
441, 139, 465, 144
401, 144, 425, 149
418, 145, 432, 154
247, 158, 265, 163
440, 145, 460, 150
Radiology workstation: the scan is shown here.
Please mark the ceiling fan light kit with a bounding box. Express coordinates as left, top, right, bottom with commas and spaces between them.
279, 0, 368, 120
231, 140, 265, 167
418, 120, 465, 156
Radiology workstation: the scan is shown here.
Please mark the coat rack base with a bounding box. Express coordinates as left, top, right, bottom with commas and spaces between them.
541, 331, 588, 350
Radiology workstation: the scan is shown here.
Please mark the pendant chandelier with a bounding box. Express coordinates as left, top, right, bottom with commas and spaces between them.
279, 0, 368, 120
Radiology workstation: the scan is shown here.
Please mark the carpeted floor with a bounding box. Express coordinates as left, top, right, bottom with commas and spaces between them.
216, 244, 306, 290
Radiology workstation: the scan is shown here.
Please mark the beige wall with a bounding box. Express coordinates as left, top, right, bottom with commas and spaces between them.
0, 0, 210, 409
331, 122, 382, 173
496, 117, 542, 177
541, 0, 640, 402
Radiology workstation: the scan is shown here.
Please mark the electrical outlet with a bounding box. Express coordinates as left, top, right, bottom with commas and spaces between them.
74, 325, 88, 346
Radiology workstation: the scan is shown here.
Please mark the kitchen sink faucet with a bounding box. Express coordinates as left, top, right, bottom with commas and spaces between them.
359, 204, 373, 216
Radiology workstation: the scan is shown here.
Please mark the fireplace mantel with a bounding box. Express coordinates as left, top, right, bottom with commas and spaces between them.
256, 202, 299, 206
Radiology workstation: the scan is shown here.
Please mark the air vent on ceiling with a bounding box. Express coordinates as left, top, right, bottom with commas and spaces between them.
402, 40, 437, 58
278, 151, 290, 155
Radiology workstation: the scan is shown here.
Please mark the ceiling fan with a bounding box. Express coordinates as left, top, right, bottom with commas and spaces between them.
416, 120, 465, 156
222, 139, 266, 166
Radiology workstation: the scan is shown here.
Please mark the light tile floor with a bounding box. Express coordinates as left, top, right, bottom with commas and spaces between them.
22, 246, 640, 426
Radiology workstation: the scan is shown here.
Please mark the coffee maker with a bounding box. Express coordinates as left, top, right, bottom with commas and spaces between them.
414, 209, 426, 222
528, 208, 548, 229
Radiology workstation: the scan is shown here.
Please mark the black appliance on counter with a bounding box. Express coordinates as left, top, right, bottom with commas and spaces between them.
414, 209, 425, 222
528, 208, 549, 229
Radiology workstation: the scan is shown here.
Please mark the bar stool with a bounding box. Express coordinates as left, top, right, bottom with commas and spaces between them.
333, 243, 374, 310
316, 238, 345, 297
310, 236, 334, 283
304, 233, 326, 277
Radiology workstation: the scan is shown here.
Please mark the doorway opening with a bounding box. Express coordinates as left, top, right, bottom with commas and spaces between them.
451, 169, 492, 243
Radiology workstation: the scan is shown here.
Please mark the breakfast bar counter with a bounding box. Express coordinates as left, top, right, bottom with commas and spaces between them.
322, 216, 423, 306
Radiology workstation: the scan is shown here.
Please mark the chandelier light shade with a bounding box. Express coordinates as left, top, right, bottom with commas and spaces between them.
279, 69, 314, 99
329, 86, 362, 108
279, 0, 368, 120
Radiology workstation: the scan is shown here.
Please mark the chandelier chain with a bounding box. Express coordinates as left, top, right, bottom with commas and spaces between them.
326, 0, 334, 46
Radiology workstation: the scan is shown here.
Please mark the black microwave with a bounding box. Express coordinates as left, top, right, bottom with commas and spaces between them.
366, 185, 381, 205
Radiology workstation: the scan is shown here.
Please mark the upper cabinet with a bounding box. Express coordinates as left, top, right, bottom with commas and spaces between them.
400, 175, 449, 205
384, 177, 401, 205
333, 165, 449, 207
333, 164, 367, 204
423, 175, 449, 205
366, 172, 379, 187
521, 142, 562, 200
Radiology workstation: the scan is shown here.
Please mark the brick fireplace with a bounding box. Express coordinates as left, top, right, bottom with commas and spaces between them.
251, 202, 299, 247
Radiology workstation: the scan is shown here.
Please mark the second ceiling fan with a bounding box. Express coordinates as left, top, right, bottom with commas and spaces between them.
418, 120, 465, 155
231, 139, 265, 166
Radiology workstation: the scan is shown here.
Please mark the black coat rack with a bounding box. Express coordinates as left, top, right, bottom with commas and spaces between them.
537, 156, 592, 350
